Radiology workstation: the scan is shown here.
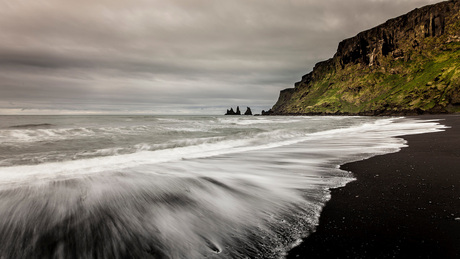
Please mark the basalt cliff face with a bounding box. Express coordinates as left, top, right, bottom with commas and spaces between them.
268, 0, 460, 115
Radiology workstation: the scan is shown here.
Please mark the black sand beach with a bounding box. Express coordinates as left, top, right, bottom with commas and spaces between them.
288, 114, 460, 258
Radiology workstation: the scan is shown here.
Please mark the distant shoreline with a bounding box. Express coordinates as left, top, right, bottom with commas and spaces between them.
287, 114, 460, 258
261, 112, 460, 116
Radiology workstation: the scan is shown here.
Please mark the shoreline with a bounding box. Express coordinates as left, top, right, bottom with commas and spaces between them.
287, 114, 460, 258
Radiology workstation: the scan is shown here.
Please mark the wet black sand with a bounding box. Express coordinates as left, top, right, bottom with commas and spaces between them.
287, 114, 460, 258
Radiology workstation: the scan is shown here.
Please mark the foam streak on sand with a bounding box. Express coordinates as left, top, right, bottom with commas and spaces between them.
0, 116, 447, 258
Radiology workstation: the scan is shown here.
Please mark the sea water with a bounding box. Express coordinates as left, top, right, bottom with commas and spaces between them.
0, 115, 446, 258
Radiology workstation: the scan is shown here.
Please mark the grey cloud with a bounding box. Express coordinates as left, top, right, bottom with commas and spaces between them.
0, 0, 443, 114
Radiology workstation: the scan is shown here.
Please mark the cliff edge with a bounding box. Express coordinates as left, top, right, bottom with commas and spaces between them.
267, 0, 460, 115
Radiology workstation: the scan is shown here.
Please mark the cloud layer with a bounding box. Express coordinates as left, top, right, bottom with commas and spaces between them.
0, 0, 442, 114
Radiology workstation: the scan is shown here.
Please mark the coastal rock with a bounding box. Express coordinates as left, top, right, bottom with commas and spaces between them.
261, 110, 274, 116
269, 0, 460, 115
244, 107, 253, 115
225, 106, 242, 115
225, 108, 236, 115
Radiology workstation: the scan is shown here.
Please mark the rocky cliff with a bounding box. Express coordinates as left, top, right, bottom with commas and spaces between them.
268, 0, 460, 115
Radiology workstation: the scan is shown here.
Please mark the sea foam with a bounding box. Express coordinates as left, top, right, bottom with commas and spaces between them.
0, 116, 447, 258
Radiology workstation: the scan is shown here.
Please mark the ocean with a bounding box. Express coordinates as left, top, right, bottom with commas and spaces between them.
0, 115, 446, 258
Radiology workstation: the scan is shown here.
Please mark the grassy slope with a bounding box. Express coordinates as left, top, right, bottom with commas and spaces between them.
277, 16, 460, 115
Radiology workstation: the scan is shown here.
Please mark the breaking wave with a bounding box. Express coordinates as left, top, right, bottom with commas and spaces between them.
0, 115, 447, 258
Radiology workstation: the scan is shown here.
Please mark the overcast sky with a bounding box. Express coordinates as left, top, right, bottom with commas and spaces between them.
0, 0, 443, 115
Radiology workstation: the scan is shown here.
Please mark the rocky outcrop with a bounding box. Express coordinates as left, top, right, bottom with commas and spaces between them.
261, 110, 273, 116
268, 0, 460, 115
335, 1, 454, 69
225, 108, 236, 115
244, 107, 253, 115
236, 106, 241, 115
225, 106, 242, 115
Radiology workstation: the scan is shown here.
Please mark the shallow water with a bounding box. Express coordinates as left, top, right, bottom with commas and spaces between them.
0, 115, 446, 258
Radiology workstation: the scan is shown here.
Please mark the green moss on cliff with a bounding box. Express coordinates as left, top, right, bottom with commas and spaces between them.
273, 41, 460, 115
270, 1, 460, 115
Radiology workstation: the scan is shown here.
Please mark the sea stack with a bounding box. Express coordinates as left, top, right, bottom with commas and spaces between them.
225, 106, 251, 115
225, 106, 242, 115
244, 107, 253, 115
225, 108, 236, 115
